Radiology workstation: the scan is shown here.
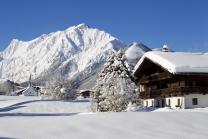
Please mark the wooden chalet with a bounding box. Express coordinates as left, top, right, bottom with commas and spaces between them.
134, 45, 208, 109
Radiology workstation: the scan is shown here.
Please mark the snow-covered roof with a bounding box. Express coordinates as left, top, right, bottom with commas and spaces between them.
15, 88, 26, 93
134, 51, 208, 74
79, 89, 94, 93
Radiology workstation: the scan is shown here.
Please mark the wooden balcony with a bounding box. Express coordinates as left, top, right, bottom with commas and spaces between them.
139, 86, 208, 99
139, 72, 172, 84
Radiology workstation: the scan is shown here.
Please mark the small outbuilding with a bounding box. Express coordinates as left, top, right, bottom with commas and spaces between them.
78, 90, 94, 98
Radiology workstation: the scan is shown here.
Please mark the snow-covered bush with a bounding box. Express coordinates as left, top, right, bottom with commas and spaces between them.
92, 50, 140, 112
87, 99, 98, 112
41, 77, 77, 100
0, 80, 17, 95
125, 102, 138, 112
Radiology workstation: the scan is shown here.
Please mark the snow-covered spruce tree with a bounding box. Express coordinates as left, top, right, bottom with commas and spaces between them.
92, 50, 139, 112
41, 76, 77, 100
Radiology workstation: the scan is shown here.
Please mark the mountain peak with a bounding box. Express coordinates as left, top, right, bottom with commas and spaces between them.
11, 39, 20, 43
132, 42, 146, 46
125, 42, 151, 59
75, 23, 90, 29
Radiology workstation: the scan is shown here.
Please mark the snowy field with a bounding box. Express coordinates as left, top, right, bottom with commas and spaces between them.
0, 96, 208, 139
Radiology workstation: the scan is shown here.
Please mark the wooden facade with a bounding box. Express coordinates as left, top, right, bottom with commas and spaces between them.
134, 58, 208, 100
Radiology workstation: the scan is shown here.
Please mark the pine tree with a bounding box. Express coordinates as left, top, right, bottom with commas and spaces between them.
92, 50, 139, 112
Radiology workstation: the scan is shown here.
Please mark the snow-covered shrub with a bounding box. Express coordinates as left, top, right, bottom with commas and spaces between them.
125, 102, 138, 112
41, 77, 77, 100
93, 50, 140, 112
87, 99, 98, 112
0, 80, 17, 95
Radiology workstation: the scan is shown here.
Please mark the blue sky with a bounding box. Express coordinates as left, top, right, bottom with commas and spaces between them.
0, 0, 208, 52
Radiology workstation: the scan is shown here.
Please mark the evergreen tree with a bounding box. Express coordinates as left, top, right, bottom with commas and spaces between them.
93, 50, 139, 112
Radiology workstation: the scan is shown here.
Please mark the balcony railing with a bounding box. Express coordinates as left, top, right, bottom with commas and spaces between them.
139, 72, 172, 84
139, 86, 208, 99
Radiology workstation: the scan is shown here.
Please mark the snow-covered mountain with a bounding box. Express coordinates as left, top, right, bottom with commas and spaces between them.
78, 42, 151, 89
124, 42, 151, 69
0, 23, 125, 84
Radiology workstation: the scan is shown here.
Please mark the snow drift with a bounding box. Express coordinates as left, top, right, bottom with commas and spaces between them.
0, 96, 208, 139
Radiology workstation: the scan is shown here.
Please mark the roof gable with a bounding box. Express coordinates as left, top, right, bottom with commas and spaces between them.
134, 51, 208, 75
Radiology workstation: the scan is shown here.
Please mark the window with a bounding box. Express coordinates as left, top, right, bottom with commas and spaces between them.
192, 98, 198, 105
168, 99, 171, 106
140, 85, 144, 92
146, 101, 148, 107
178, 99, 180, 106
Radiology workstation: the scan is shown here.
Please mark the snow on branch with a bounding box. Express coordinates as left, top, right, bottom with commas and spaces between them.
92, 50, 140, 112
41, 76, 77, 100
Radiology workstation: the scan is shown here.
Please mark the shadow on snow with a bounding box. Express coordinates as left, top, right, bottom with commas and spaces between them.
0, 99, 89, 117
0, 112, 79, 117
0, 106, 26, 112
0, 99, 89, 112
0, 137, 18, 139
